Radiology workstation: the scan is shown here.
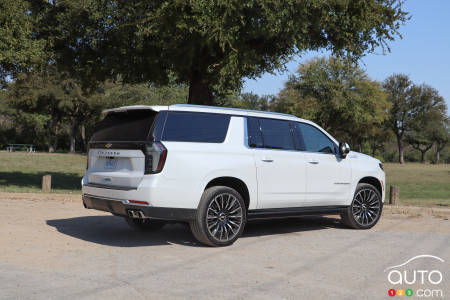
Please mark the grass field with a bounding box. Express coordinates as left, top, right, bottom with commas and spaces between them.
384, 163, 450, 206
0, 151, 449, 205
0, 151, 86, 194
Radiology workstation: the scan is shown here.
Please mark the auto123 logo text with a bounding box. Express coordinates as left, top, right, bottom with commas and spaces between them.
384, 255, 445, 298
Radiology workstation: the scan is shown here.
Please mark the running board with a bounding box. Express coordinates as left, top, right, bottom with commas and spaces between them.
247, 206, 348, 220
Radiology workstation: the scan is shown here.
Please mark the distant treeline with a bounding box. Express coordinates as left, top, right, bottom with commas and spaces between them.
0, 57, 448, 164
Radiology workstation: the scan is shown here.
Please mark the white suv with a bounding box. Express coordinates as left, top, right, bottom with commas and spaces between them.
82, 104, 385, 246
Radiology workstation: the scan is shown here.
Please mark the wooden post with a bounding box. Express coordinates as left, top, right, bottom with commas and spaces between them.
389, 185, 399, 205
42, 175, 52, 192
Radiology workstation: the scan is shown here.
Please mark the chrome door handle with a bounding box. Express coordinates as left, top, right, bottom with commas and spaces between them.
308, 160, 319, 164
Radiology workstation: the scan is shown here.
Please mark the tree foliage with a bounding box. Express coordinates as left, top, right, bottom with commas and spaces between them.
273, 56, 390, 150
404, 85, 448, 163
5, 66, 83, 152
3, 65, 188, 152
0, 0, 46, 85
430, 118, 449, 163
383, 74, 415, 163
43, 0, 408, 104
383, 75, 448, 164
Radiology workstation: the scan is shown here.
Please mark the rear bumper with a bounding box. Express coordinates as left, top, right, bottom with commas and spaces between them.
82, 194, 196, 222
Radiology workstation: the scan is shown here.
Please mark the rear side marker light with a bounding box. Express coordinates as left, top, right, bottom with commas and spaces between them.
129, 200, 149, 205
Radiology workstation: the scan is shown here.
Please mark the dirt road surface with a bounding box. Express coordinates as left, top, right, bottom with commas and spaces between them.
1, 197, 449, 299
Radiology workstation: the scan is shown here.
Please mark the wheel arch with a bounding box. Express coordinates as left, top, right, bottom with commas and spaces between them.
204, 177, 250, 210
358, 176, 383, 196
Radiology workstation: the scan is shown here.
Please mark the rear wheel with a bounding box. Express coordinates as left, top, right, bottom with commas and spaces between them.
341, 183, 383, 229
124, 217, 166, 231
190, 186, 246, 247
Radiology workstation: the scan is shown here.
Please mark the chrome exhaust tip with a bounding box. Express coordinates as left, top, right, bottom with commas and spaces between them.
127, 210, 136, 218
127, 210, 145, 219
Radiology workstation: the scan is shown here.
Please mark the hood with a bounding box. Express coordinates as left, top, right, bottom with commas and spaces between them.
347, 151, 381, 164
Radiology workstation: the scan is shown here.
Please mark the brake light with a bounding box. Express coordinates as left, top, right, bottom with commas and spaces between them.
144, 142, 167, 174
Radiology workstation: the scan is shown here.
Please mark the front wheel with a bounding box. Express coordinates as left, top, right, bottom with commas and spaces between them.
190, 186, 247, 247
341, 183, 383, 229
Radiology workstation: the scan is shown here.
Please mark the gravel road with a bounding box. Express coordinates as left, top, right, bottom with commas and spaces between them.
1, 198, 449, 300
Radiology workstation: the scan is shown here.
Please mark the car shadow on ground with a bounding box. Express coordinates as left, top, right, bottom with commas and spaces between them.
46, 214, 346, 248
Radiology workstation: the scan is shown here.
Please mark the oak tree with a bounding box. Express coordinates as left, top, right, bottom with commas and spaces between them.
274, 56, 390, 150
45, 0, 408, 104
0, 0, 46, 85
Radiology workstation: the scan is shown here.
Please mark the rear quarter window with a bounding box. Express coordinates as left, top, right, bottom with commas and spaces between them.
162, 112, 231, 143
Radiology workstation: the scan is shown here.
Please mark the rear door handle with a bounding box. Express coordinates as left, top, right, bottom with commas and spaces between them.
261, 157, 274, 163
308, 160, 319, 164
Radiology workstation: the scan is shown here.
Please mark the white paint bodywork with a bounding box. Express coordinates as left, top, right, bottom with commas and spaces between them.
82, 104, 385, 210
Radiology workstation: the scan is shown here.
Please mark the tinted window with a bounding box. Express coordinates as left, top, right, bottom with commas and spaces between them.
291, 122, 306, 151
298, 123, 335, 153
259, 118, 294, 150
91, 110, 157, 142
162, 112, 230, 143
247, 117, 263, 148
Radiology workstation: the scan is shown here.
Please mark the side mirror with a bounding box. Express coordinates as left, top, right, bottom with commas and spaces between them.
339, 142, 350, 158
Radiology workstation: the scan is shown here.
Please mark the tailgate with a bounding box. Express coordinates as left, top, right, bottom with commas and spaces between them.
87, 149, 145, 189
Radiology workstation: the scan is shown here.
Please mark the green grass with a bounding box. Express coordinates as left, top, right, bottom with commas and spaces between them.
384, 163, 450, 206
0, 151, 86, 193
0, 151, 449, 206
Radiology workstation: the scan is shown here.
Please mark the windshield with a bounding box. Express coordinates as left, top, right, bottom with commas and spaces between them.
91, 110, 157, 142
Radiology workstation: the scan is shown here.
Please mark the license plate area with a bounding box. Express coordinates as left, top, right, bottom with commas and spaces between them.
104, 157, 117, 170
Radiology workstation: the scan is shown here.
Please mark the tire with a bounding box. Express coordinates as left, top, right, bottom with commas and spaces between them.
124, 217, 166, 231
341, 183, 383, 229
190, 186, 247, 247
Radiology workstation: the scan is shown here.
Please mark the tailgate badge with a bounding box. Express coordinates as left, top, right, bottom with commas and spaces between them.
105, 143, 112, 148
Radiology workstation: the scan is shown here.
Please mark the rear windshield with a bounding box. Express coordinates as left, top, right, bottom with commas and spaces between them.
162, 112, 230, 143
91, 110, 157, 142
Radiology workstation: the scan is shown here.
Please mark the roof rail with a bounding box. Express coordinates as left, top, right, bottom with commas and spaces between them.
170, 104, 296, 118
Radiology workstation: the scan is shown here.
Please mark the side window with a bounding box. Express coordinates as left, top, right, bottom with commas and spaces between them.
162, 112, 230, 143
291, 122, 306, 151
298, 123, 335, 154
247, 117, 263, 148
259, 118, 295, 150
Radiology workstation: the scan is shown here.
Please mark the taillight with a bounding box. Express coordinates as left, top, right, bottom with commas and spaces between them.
144, 142, 167, 174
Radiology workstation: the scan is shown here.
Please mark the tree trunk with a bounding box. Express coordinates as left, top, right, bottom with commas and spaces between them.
396, 134, 404, 164
81, 125, 87, 152
48, 117, 57, 153
420, 150, 425, 163
188, 75, 213, 105
69, 117, 76, 153
434, 141, 445, 164
435, 147, 440, 164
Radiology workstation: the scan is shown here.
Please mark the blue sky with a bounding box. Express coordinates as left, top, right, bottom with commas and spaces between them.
243, 0, 450, 107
